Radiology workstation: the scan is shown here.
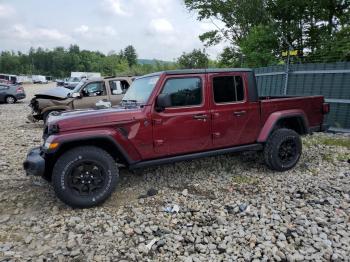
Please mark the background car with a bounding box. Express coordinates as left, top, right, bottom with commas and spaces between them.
0, 84, 26, 104
64, 77, 83, 89
29, 76, 133, 122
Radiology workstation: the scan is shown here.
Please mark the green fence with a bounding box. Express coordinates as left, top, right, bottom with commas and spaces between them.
255, 62, 350, 131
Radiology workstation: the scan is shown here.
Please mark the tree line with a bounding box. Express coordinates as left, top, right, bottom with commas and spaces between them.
0, 44, 214, 78
184, 0, 350, 67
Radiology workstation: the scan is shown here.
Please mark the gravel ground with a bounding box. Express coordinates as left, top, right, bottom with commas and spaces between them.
0, 84, 349, 261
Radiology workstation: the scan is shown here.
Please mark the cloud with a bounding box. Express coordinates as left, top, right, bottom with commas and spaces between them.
150, 18, 174, 34
101, 0, 129, 16
36, 28, 72, 41
139, 0, 173, 15
0, 3, 15, 18
74, 25, 117, 38
75, 25, 89, 34
5, 24, 72, 43
12, 24, 30, 39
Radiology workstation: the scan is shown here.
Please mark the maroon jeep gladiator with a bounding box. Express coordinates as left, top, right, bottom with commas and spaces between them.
24, 69, 330, 208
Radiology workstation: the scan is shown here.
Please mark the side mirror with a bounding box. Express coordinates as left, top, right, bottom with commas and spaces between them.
72, 92, 81, 98
156, 94, 171, 112
112, 89, 123, 95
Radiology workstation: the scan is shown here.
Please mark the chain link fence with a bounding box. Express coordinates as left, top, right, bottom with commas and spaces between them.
255, 62, 350, 132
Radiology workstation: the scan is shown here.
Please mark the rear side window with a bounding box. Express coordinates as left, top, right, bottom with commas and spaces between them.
213, 76, 245, 103
110, 80, 130, 95
161, 77, 202, 107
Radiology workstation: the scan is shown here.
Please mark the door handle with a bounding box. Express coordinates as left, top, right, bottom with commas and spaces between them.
193, 114, 208, 120
233, 111, 247, 116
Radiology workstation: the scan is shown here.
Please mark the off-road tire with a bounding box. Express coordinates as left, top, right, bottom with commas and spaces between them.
263, 128, 302, 172
52, 146, 119, 208
5, 96, 16, 104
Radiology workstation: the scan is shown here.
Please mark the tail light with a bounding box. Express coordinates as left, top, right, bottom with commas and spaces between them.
16, 87, 24, 93
323, 103, 330, 114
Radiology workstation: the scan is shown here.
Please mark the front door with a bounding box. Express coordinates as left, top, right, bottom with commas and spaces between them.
152, 75, 211, 156
210, 73, 260, 148
73, 81, 110, 109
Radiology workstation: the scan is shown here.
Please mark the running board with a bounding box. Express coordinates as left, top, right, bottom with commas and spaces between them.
129, 143, 263, 170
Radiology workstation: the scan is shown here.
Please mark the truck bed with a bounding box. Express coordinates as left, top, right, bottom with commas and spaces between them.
259, 95, 325, 130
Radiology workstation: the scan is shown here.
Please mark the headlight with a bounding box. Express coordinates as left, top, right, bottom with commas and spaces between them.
43, 141, 59, 150
48, 124, 60, 135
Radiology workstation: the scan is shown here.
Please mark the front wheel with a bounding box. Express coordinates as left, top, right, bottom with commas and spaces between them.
52, 146, 119, 208
263, 128, 302, 172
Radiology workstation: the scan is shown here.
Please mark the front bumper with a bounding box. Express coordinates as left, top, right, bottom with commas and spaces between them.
23, 147, 45, 177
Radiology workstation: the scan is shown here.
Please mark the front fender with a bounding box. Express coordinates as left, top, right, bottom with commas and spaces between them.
257, 109, 309, 143
41, 105, 72, 114
45, 128, 141, 164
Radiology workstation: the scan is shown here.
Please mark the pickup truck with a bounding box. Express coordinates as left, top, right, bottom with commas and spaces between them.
29, 76, 133, 122
24, 68, 329, 208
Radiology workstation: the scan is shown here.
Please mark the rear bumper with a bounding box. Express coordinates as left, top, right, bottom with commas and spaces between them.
23, 147, 45, 177
16, 93, 26, 100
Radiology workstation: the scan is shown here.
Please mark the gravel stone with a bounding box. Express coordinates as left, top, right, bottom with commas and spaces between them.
0, 83, 349, 261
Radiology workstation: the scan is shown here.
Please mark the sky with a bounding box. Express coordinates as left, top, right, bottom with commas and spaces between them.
0, 0, 227, 61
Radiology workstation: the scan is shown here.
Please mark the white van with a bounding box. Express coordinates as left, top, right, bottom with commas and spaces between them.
32, 75, 48, 84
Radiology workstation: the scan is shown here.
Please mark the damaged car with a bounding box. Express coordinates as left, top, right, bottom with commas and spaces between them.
29, 76, 133, 122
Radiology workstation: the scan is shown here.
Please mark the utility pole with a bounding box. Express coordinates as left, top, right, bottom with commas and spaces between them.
284, 46, 291, 95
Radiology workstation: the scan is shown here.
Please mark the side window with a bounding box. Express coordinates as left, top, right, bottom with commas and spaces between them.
161, 77, 202, 107
82, 82, 106, 97
213, 75, 245, 103
110, 80, 130, 95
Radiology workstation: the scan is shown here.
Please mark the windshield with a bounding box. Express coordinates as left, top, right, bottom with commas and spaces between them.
122, 75, 160, 104
67, 77, 80, 82
72, 80, 87, 92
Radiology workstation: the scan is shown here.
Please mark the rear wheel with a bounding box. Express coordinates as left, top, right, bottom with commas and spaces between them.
52, 146, 119, 208
263, 128, 302, 172
5, 96, 16, 104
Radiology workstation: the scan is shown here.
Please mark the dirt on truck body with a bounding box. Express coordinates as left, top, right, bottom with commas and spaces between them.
24, 68, 330, 208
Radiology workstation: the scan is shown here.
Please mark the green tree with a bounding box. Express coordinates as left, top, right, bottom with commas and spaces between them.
239, 25, 279, 67
184, 0, 350, 66
123, 45, 138, 67
177, 49, 209, 69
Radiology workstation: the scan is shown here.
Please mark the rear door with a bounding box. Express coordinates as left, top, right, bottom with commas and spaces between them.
73, 81, 109, 109
152, 75, 211, 156
108, 79, 130, 106
209, 72, 260, 148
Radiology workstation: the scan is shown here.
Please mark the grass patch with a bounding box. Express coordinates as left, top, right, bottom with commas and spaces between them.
231, 175, 259, 185
336, 153, 350, 162
321, 153, 334, 163
318, 137, 350, 149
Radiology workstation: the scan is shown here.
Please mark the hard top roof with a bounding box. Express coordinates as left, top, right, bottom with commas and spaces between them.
140, 68, 253, 78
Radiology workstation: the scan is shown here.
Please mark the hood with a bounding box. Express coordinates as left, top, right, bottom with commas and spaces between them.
48, 106, 142, 132
34, 87, 71, 100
